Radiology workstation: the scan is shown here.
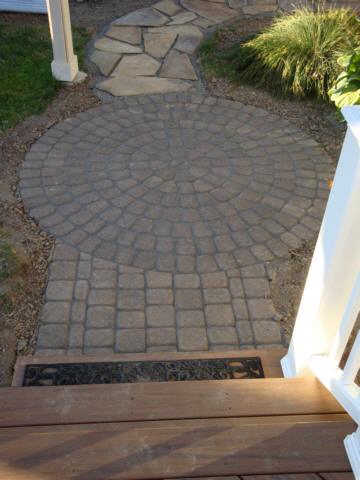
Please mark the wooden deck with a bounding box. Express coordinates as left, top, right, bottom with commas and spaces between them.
0, 349, 356, 479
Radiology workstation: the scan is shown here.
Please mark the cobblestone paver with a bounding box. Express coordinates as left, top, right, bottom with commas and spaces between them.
19, 93, 332, 354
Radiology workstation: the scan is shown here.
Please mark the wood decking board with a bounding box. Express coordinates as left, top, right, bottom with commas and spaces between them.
2, 351, 354, 479
0, 378, 344, 428
0, 414, 354, 479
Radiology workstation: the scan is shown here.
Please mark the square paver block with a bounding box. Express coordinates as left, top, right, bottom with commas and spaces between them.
117, 311, 145, 328
74, 280, 89, 300
236, 321, 254, 345
84, 329, 114, 348
118, 273, 144, 288
118, 290, 145, 310
147, 289, 174, 304
116, 329, 146, 352
204, 288, 231, 304
37, 324, 69, 349
229, 278, 244, 297
176, 310, 205, 327
232, 299, 248, 320
178, 328, 208, 351
146, 271, 172, 288
90, 270, 117, 288
208, 326, 238, 345
243, 278, 271, 298
174, 274, 200, 288
71, 301, 86, 323
175, 289, 202, 309
88, 289, 116, 306
252, 320, 282, 344
248, 298, 276, 319
147, 327, 176, 346
201, 272, 227, 288
205, 305, 235, 326
69, 324, 85, 349
41, 302, 71, 323
147, 305, 175, 326
87, 306, 115, 328
46, 280, 74, 301
53, 244, 78, 260
49, 261, 76, 280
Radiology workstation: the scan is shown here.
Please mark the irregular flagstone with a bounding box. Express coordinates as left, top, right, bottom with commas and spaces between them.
149, 24, 203, 37
181, 0, 237, 22
94, 37, 142, 54
97, 76, 192, 96
113, 7, 169, 27
169, 11, 198, 25
193, 16, 213, 28
105, 26, 142, 44
90, 50, 121, 76
160, 50, 197, 80
112, 54, 161, 77
144, 32, 177, 57
153, 0, 182, 16
175, 34, 202, 54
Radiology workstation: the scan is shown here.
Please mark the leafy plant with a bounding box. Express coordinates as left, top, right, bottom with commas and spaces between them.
329, 48, 360, 109
199, 8, 360, 100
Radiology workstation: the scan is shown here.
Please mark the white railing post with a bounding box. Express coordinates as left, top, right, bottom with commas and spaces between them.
46, 0, 79, 82
345, 427, 360, 479
282, 106, 360, 377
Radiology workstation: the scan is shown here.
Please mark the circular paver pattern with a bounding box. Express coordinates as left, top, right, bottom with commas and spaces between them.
20, 93, 331, 272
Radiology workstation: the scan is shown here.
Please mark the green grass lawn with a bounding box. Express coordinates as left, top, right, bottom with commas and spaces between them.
0, 22, 90, 132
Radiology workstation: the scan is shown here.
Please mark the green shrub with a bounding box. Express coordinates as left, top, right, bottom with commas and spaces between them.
204, 8, 360, 100
329, 47, 360, 109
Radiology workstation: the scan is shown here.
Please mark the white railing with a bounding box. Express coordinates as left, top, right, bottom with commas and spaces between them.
282, 105, 360, 478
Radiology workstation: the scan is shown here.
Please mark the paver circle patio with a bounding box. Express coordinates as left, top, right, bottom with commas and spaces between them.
20, 94, 330, 272
20, 93, 332, 354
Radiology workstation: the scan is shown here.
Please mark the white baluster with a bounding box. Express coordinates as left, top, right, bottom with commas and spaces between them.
282, 106, 360, 377
328, 273, 360, 367
342, 331, 360, 385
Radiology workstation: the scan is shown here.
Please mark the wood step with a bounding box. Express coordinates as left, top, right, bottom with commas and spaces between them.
0, 350, 354, 479
0, 414, 354, 479
0, 377, 344, 428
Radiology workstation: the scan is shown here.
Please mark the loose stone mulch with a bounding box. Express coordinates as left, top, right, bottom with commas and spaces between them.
19, 93, 333, 355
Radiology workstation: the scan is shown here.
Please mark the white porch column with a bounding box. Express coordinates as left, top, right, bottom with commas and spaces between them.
46, 0, 79, 82
282, 106, 360, 377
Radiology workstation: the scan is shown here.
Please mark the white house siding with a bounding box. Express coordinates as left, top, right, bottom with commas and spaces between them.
0, 0, 47, 13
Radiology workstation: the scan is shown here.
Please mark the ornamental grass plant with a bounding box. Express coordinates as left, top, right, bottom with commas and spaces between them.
200, 7, 360, 100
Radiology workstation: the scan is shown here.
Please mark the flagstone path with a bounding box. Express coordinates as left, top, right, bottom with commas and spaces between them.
20, 91, 332, 355
89, 0, 245, 96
